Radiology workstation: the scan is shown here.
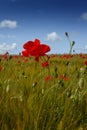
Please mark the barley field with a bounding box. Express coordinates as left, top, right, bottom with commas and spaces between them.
0, 53, 87, 130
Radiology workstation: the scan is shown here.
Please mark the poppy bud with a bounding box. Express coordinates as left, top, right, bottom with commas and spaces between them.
65, 32, 68, 37
78, 77, 84, 89
67, 91, 71, 97
6, 84, 10, 93
80, 67, 86, 75
42, 88, 44, 94
32, 81, 37, 87
73, 50, 75, 53
22, 72, 25, 75
65, 61, 70, 66
72, 41, 75, 46
54, 66, 58, 72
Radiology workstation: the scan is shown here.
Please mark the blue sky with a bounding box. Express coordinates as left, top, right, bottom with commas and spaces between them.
0, 0, 87, 54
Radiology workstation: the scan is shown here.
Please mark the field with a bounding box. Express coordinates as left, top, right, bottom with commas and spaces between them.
0, 53, 87, 130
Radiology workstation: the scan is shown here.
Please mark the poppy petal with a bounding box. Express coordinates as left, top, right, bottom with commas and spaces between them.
22, 50, 30, 57
30, 44, 50, 56
39, 44, 51, 55
34, 39, 40, 45
23, 41, 34, 49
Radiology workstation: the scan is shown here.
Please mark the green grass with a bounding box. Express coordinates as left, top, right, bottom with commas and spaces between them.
0, 54, 87, 130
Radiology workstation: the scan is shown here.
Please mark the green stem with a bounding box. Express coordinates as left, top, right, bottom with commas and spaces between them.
65, 32, 75, 54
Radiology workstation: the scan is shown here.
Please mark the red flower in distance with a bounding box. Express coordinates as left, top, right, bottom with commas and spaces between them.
84, 61, 87, 66
42, 61, 49, 67
58, 74, 68, 81
24, 59, 28, 62
0, 66, 2, 71
45, 75, 53, 82
18, 60, 21, 64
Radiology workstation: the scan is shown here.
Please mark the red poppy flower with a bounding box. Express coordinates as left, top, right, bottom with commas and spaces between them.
31, 44, 50, 61
84, 61, 87, 66
79, 53, 83, 57
42, 61, 49, 67
18, 60, 21, 64
24, 59, 28, 62
0, 66, 2, 71
58, 74, 68, 81
3, 55, 8, 60
22, 38, 51, 61
45, 75, 53, 82
30, 44, 50, 57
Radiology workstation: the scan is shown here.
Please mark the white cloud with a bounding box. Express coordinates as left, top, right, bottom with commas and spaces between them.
0, 43, 17, 53
75, 45, 87, 53
12, 43, 17, 49
81, 12, 87, 20
0, 34, 16, 38
45, 32, 62, 42
84, 45, 87, 50
0, 20, 17, 29
7, 35, 16, 38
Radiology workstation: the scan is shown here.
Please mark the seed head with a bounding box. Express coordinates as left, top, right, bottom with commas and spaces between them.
80, 67, 86, 75
78, 77, 84, 89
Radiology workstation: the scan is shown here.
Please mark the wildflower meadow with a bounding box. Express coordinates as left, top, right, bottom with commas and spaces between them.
0, 33, 87, 130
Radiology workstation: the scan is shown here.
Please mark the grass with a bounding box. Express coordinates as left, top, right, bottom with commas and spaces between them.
0, 54, 87, 130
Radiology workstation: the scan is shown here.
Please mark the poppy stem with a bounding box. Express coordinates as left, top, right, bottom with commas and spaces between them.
65, 32, 75, 54
47, 66, 51, 74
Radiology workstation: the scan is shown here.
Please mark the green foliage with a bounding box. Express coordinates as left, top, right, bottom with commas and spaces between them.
0, 54, 87, 130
